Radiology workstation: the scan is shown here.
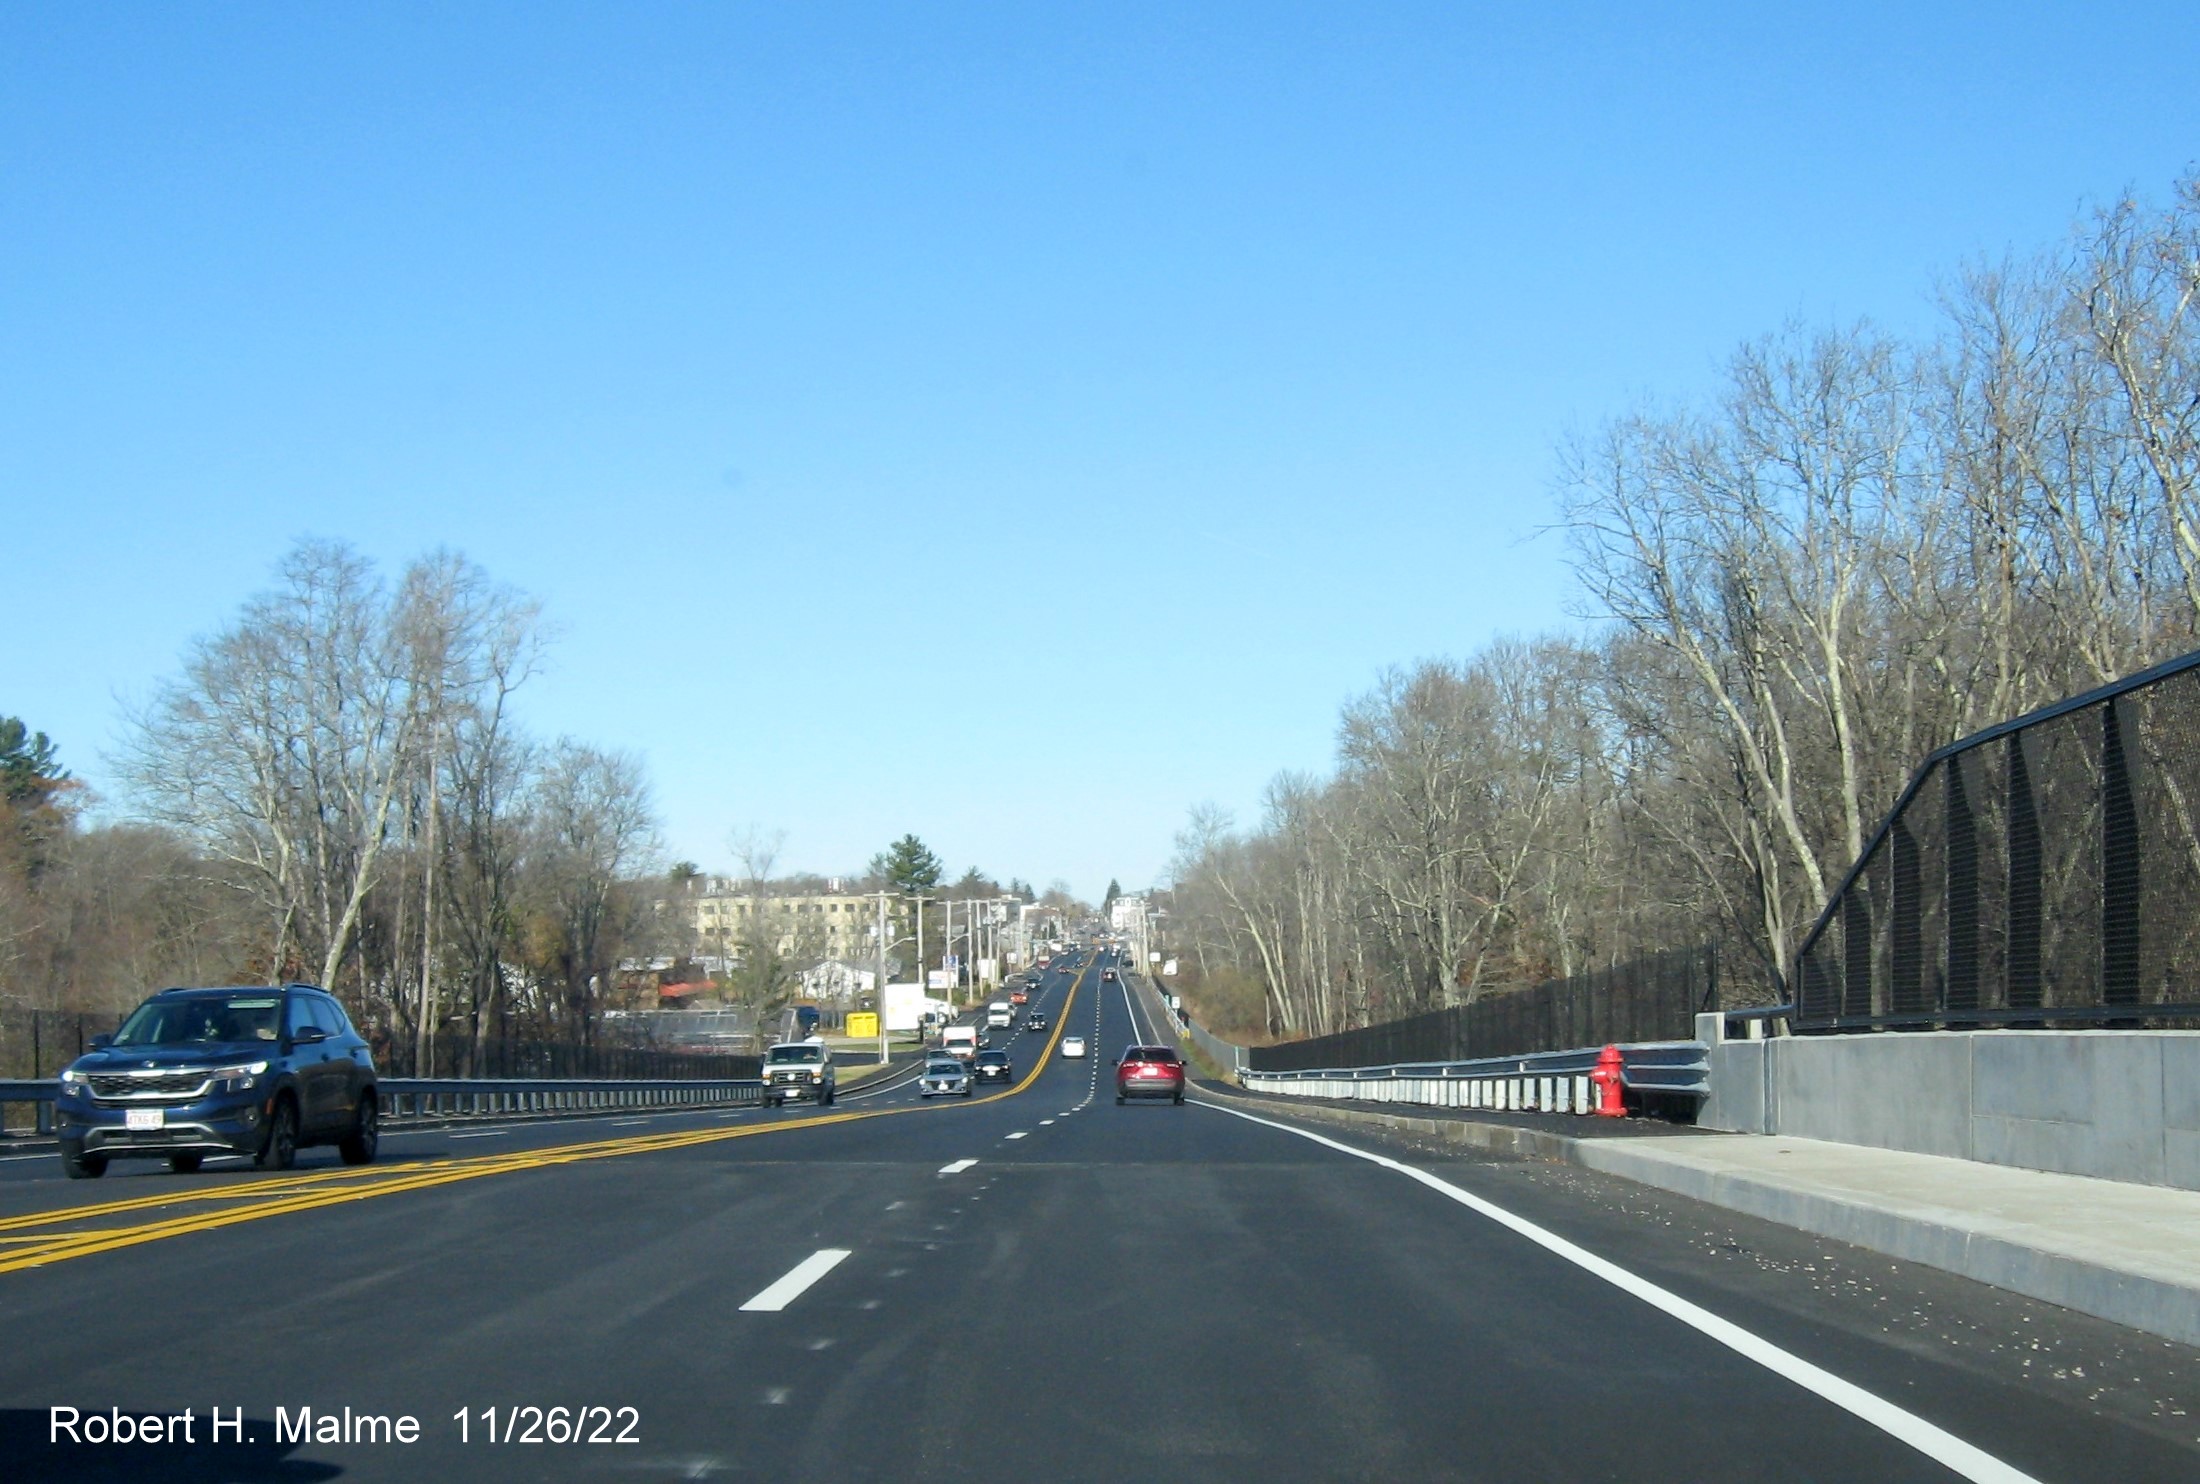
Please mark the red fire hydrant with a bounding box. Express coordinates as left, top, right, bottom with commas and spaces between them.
1590, 1044, 1626, 1118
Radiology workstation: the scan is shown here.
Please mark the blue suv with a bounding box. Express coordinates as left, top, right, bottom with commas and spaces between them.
55, 984, 380, 1179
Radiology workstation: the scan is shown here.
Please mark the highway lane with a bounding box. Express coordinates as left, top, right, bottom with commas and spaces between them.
2, 949, 2197, 1481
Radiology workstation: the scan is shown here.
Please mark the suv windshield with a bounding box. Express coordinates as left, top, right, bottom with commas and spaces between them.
766, 1046, 823, 1063
976, 1051, 1009, 1065
112, 993, 282, 1047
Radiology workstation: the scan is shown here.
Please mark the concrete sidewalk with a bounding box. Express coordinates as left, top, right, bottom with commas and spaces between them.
1219, 1086, 2200, 1350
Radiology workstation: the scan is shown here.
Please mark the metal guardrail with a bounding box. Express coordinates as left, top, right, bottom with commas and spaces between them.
0, 1079, 58, 1135
377, 1076, 765, 1120
1239, 1041, 1708, 1117
0, 1075, 767, 1140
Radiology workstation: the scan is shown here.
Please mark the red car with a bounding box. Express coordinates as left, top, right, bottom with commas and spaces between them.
1115, 1045, 1186, 1105
1010, 989, 1029, 1005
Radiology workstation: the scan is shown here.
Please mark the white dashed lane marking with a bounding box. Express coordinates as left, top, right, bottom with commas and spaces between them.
739, 1249, 854, 1313
938, 1159, 978, 1175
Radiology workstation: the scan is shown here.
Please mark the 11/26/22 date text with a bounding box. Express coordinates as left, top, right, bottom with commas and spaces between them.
454, 1404, 640, 1444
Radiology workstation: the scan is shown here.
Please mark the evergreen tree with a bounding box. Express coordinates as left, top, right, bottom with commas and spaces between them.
0, 716, 71, 875
0, 716, 66, 807
1103, 878, 1123, 914
869, 834, 944, 895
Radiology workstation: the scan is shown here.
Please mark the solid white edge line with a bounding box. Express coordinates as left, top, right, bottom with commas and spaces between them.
738, 1248, 853, 1313
1195, 1099, 2042, 1484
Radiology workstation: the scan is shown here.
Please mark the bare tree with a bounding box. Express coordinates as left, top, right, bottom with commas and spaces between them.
521, 741, 660, 1041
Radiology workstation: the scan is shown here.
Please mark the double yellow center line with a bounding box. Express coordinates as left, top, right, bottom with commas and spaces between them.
0, 962, 1087, 1276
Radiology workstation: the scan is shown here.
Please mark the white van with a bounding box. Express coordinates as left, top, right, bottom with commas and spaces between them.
986, 1001, 1013, 1029
940, 1024, 980, 1061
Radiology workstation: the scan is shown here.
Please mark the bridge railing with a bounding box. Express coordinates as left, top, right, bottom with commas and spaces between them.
1793, 647, 2200, 1032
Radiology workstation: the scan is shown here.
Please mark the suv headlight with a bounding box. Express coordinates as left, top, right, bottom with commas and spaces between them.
58, 1067, 87, 1094
210, 1061, 269, 1093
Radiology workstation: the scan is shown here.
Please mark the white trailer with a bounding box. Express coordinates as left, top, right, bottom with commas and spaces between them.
882, 982, 951, 1032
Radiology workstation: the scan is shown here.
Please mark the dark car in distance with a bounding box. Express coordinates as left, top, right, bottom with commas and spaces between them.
1115, 1045, 1185, 1105
972, 1049, 1014, 1085
55, 984, 379, 1178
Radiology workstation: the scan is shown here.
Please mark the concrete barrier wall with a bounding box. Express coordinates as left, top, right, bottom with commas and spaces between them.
1698, 1018, 2200, 1192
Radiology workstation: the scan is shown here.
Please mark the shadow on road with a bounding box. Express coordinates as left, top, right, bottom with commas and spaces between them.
0, 1409, 342, 1481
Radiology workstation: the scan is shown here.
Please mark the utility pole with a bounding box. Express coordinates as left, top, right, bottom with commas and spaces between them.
872, 890, 889, 1065
912, 895, 932, 1007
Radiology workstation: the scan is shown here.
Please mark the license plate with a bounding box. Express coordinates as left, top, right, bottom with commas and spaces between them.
125, 1108, 166, 1131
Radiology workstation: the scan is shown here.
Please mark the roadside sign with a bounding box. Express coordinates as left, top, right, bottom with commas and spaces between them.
847, 1011, 879, 1038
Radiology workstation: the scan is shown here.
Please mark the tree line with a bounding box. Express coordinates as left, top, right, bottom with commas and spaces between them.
1169, 172, 2200, 1044
3, 540, 663, 1073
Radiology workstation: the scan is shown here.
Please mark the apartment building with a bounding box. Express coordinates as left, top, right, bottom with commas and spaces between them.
687, 879, 885, 962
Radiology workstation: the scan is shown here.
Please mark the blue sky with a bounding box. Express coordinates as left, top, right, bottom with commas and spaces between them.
5, 3, 2196, 899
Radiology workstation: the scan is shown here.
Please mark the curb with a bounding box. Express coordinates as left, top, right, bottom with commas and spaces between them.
1198, 1082, 2200, 1351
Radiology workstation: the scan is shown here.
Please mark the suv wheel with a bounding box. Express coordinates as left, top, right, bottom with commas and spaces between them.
339, 1095, 379, 1165
169, 1153, 204, 1174
257, 1097, 299, 1170
62, 1145, 106, 1179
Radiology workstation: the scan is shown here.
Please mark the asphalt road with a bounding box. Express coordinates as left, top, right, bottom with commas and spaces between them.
2, 952, 2197, 1483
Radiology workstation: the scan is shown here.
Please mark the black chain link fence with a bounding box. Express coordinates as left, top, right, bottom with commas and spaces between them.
1246, 944, 1720, 1073
378, 1035, 760, 1080
1794, 648, 2200, 1032
0, 1008, 92, 1081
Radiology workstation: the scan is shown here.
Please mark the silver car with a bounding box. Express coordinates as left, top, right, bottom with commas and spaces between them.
919, 1055, 972, 1098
